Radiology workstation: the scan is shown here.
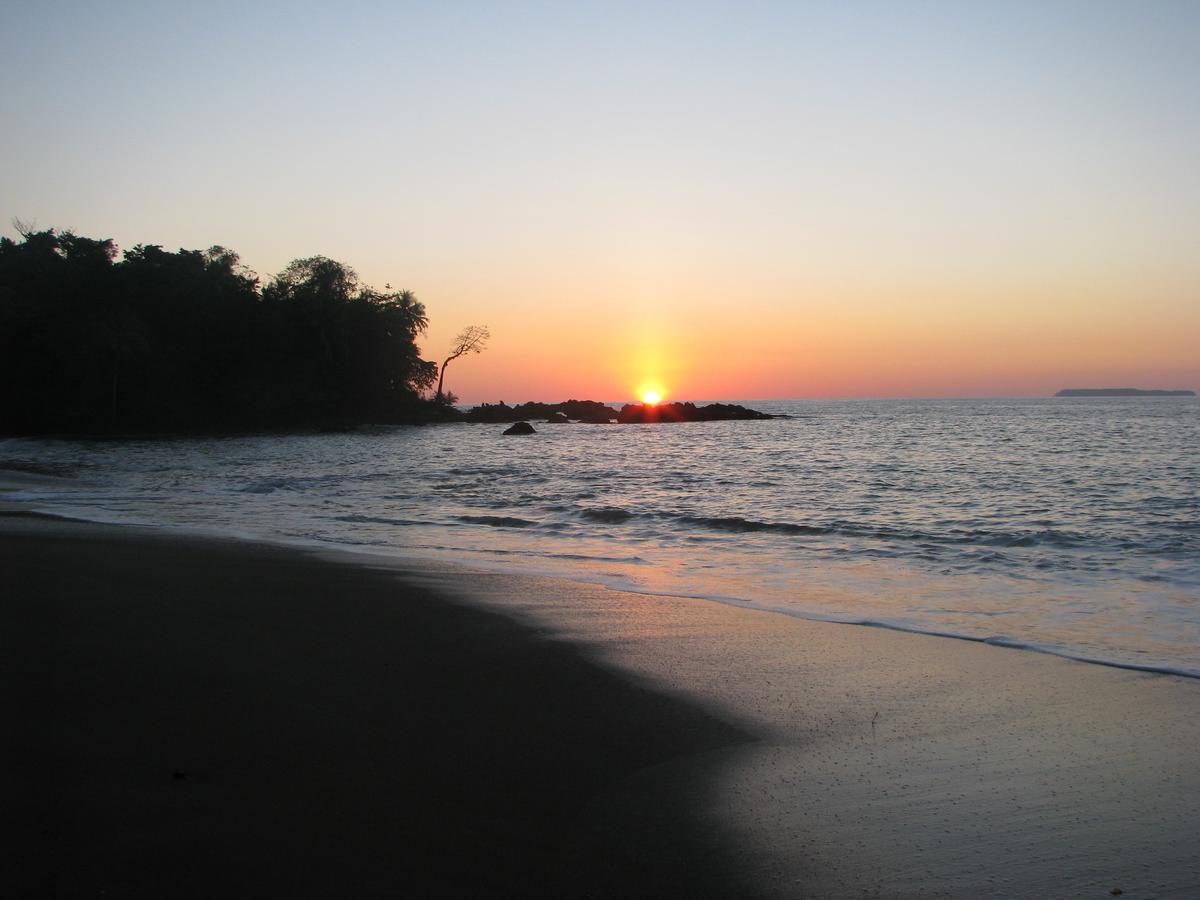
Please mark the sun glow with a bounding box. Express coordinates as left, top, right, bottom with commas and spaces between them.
636, 380, 666, 404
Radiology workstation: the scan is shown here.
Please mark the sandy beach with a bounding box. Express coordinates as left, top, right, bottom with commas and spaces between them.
5, 513, 1200, 898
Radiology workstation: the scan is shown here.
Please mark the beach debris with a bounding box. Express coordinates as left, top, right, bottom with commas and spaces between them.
502, 422, 536, 435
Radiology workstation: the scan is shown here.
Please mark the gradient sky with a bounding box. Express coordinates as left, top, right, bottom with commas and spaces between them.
4, 1, 1198, 402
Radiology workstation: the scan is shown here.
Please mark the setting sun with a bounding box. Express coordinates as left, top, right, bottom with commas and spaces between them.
635, 380, 667, 405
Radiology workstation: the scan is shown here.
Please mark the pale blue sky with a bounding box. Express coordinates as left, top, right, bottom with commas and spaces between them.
4, 2, 1198, 398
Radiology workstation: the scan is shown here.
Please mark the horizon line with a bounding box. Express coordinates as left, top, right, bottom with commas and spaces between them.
454, 391, 1198, 405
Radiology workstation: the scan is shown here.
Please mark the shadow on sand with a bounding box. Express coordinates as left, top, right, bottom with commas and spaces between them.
3, 516, 758, 898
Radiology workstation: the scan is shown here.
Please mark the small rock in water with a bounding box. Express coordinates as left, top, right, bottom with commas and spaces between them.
502, 422, 536, 435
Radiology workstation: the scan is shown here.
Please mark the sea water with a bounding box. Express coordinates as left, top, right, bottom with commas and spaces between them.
3, 397, 1197, 676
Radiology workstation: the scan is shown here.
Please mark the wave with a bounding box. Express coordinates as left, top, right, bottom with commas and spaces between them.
0, 458, 80, 478
558, 503, 1104, 549
547, 551, 647, 564
333, 514, 427, 527
234, 473, 349, 494
456, 514, 540, 528
577, 506, 636, 524
672, 513, 831, 536
446, 465, 525, 477
560, 504, 1185, 559
663, 513, 1108, 550
234, 476, 322, 494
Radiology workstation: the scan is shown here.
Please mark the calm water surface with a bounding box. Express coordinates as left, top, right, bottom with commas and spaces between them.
3, 398, 1197, 675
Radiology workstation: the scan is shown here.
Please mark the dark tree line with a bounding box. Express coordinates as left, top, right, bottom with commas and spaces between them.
0, 228, 445, 434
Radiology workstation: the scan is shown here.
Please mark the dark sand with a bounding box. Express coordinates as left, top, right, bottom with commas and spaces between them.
1, 515, 751, 898
6, 513, 1200, 898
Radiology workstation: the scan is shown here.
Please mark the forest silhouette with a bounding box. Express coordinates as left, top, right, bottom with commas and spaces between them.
0, 228, 448, 434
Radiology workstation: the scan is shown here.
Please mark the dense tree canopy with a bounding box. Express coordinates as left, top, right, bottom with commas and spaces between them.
0, 228, 441, 434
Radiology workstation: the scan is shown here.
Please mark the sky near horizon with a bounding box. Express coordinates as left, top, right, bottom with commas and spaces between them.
3, 2, 1198, 402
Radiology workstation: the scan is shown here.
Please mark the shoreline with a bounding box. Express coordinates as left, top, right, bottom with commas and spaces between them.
6, 514, 1200, 896
4, 394, 1196, 686
7, 502, 1199, 682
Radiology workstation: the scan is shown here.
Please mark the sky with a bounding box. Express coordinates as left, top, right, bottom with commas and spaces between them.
3, 1, 1198, 402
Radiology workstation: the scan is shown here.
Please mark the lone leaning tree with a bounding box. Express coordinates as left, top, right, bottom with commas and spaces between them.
435, 325, 490, 402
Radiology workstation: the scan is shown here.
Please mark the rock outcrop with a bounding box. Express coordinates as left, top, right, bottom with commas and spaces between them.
465, 399, 778, 425
463, 399, 617, 423
616, 402, 778, 423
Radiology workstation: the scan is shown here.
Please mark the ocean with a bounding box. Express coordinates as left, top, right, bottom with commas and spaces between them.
3, 397, 1197, 677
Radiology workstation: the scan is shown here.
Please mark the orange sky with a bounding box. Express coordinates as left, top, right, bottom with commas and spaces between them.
5, 5, 1198, 403
417, 268, 1199, 403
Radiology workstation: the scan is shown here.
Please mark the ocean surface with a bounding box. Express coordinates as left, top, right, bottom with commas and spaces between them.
3, 398, 1198, 677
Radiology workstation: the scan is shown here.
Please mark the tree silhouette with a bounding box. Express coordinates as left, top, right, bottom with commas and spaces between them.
260, 257, 436, 422
97, 306, 150, 427
436, 325, 490, 402
1, 228, 442, 433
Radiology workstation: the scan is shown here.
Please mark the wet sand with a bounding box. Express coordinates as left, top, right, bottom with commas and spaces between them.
427, 570, 1200, 898
5, 513, 1200, 897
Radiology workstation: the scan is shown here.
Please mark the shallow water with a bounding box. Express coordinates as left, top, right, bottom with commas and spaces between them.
3, 397, 1198, 675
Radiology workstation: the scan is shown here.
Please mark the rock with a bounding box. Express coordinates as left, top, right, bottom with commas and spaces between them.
461, 402, 514, 423
463, 399, 620, 423
502, 422, 536, 435
616, 401, 778, 423
559, 399, 618, 422
465, 398, 779, 424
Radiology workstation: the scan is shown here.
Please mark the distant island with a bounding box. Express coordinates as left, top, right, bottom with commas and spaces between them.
1055, 388, 1195, 397
463, 400, 780, 424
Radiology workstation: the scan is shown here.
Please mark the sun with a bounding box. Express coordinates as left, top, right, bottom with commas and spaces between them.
634, 380, 666, 404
